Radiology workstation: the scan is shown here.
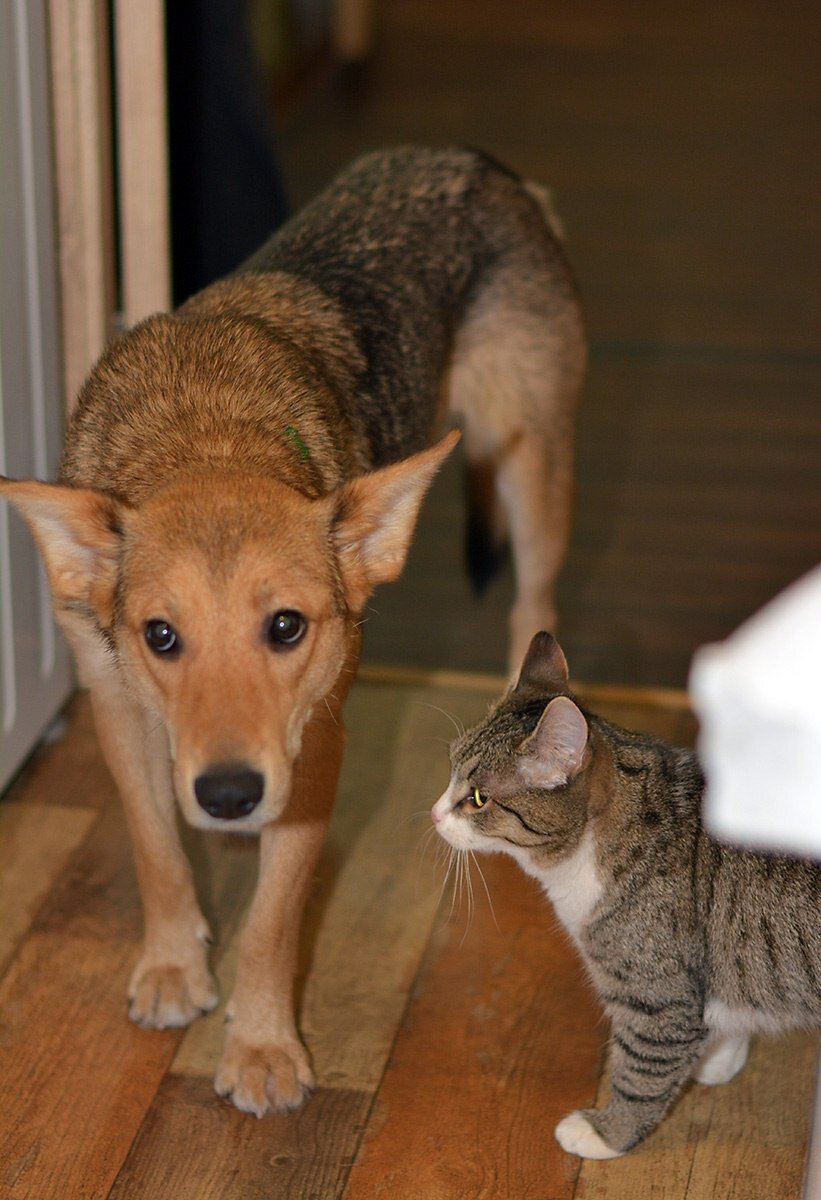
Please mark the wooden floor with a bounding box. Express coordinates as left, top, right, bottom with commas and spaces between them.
277, 0, 821, 687
0, 678, 815, 1199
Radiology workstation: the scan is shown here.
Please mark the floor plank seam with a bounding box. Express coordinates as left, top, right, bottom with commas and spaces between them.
335, 902, 450, 1198
0, 803, 108, 981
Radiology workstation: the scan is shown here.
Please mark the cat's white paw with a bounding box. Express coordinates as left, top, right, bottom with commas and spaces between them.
693, 1034, 749, 1085
555, 1110, 623, 1160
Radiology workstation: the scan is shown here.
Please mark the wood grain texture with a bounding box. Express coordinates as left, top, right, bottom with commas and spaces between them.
112, 0, 171, 324
577, 1032, 816, 1200
108, 1076, 371, 1200
342, 853, 606, 1200
0, 678, 815, 1197
47, 0, 115, 408
300, 682, 492, 1091
0, 800, 96, 972
0, 931, 180, 1200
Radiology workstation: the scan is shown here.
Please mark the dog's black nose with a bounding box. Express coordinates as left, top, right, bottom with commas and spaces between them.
194, 763, 264, 821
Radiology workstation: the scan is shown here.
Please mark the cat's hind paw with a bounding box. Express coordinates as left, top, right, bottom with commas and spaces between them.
693, 1034, 749, 1085
555, 1110, 624, 1160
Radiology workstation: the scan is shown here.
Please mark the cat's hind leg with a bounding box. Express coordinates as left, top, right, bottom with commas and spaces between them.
692, 1034, 749, 1085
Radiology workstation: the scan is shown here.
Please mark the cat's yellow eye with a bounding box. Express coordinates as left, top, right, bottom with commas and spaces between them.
471, 787, 488, 809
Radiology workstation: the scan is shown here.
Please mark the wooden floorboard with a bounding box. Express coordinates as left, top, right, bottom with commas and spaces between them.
0, 929, 181, 1200
108, 1076, 372, 1200
0, 799, 95, 973
341, 855, 604, 1200
0, 684, 813, 1198
576, 1033, 816, 1200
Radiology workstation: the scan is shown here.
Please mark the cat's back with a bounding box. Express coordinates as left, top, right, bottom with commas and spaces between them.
589, 715, 821, 1029
589, 714, 704, 901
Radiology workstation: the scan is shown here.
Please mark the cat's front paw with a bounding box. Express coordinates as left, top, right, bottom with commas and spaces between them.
555, 1110, 624, 1160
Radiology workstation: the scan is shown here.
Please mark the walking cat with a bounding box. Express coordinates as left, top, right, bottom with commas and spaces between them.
432, 631, 821, 1158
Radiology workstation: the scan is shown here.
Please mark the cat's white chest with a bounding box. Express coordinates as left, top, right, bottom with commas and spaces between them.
510, 829, 603, 942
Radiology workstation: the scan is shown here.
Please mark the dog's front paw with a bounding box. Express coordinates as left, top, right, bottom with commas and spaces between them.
555, 1110, 624, 1160
128, 958, 219, 1029
214, 1033, 314, 1117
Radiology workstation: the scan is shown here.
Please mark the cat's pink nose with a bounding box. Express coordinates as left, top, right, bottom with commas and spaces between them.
431, 806, 442, 824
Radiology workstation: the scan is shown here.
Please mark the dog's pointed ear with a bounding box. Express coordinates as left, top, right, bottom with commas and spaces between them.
0, 478, 127, 624
329, 429, 459, 612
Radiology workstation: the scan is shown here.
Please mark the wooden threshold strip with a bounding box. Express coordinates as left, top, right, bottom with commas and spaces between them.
358, 661, 692, 713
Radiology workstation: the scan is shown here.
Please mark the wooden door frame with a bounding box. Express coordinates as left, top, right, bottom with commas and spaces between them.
48, 0, 171, 413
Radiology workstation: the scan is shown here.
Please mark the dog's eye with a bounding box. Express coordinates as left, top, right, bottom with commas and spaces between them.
145, 619, 180, 655
268, 609, 307, 649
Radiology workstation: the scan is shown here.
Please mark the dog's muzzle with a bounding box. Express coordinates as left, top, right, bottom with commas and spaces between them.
194, 763, 264, 821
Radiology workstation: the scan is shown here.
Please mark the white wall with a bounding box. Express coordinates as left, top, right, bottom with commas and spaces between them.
0, 0, 74, 789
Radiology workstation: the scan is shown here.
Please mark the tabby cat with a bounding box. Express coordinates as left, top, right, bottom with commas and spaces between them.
432, 631, 821, 1158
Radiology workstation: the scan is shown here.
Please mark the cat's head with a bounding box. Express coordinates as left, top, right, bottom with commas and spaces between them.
432, 632, 590, 864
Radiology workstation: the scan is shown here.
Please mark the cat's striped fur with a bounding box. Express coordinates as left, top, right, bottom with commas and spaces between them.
432, 632, 821, 1158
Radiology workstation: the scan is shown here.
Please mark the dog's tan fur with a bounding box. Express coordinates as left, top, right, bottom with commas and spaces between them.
0, 148, 585, 1116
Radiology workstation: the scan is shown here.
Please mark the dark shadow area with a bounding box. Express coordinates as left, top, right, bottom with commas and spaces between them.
274, 0, 821, 687
165, 0, 289, 304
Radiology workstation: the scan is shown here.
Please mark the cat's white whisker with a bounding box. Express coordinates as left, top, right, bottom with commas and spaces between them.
458, 853, 477, 946
416, 825, 452, 891
415, 700, 466, 739
412, 825, 444, 902
436, 847, 460, 920
469, 850, 501, 933
415, 824, 437, 859
447, 850, 462, 924
402, 806, 437, 828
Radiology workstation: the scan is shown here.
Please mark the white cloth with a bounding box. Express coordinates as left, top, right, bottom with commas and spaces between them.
689, 564, 821, 857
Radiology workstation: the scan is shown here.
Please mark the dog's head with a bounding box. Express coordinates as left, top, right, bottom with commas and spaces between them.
0, 431, 457, 829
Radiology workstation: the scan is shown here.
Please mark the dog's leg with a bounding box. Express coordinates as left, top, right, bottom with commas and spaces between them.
215, 704, 344, 1115
447, 272, 584, 672
497, 427, 576, 669
87, 671, 219, 1028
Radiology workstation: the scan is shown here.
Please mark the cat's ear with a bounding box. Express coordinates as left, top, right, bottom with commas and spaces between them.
517, 696, 588, 788
514, 631, 570, 696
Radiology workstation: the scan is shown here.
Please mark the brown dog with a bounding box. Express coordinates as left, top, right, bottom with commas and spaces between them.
0, 147, 585, 1115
